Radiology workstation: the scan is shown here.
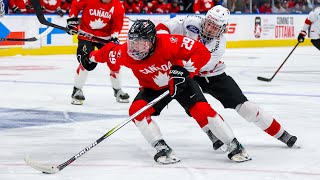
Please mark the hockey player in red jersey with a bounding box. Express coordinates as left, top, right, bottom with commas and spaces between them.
67, 0, 130, 105
78, 19, 252, 164
156, 5, 298, 150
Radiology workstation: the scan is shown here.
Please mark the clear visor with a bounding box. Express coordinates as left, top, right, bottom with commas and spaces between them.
127, 38, 151, 60
201, 19, 226, 39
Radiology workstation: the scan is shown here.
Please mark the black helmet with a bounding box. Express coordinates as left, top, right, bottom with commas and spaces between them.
127, 19, 156, 60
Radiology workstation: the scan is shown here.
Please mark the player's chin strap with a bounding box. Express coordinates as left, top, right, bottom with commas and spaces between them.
24, 91, 169, 174
30, 0, 111, 44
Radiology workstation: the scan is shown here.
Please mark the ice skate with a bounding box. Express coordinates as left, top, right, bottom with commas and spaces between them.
71, 87, 85, 105
227, 138, 251, 163
113, 88, 130, 103
278, 131, 298, 148
154, 140, 180, 164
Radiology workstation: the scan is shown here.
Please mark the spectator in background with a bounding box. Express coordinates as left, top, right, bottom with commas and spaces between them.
124, 0, 141, 13
291, 2, 302, 13
252, 3, 259, 13
301, 0, 310, 13
282, 1, 289, 12
9, 0, 27, 14
167, 0, 180, 13
193, 0, 214, 14
241, 0, 251, 13
141, 0, 153, 13
152, 0, 168, 13
259, 0, 272, 13
272, 0, 287, 13
227, 0, 241, 13
214, 0, 222, 6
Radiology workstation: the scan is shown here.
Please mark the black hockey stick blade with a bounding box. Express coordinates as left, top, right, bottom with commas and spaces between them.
257, 76, 272, 82
257, 42, 300, 82
0, 27, 53, 42
30, 0, 110, 44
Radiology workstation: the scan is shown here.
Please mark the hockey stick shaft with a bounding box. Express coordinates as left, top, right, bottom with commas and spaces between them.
0, 27, 53, 42
25, 91, 169, 174
257, 42, 300, 82
30, 0, 110, 44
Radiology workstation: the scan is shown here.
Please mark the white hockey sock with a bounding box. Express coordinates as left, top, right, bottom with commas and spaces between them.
236, 101, 284, 139
110, 70, 121, 90
74, 64, 88, 89
203, 116, 235, 145
135, 117, 163, 147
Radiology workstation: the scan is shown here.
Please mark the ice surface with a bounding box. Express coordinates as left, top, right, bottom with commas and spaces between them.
0, 46, 319, 180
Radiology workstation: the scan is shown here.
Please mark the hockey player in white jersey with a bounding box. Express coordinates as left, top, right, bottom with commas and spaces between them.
157, 5, 298, 151
298, 7, 320, 50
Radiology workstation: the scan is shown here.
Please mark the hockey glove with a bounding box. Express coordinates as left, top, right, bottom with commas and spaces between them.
77, 45, 97, 71
12, 6, 22, 14
26, 4, 33, 11
298, 31, 307, 43
66, 17, 80, 35
169, 65, 190, 98
56, 7, 64, 17
110, 37, 120, 44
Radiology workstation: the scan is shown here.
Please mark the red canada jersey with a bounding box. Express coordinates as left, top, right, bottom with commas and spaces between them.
9, 0, 27, 13
193, 0, 214, 13
152, 1, 167, 13
60, 0, 73, 12
167, 3, 180, 13
89, 34, 211, 90
69, 0, 125, 41
42, 0, 62, 13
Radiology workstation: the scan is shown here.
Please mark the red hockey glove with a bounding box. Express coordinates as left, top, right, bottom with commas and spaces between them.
77, 45, 97, 71
298, 31, 307, 43
169, 65, 190, 98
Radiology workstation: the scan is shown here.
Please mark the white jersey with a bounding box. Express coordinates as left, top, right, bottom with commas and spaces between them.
158, 15, 226, 77
302, 7, 320, 39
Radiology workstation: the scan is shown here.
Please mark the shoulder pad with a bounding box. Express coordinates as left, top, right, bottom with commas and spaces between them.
184, 15, 202, 34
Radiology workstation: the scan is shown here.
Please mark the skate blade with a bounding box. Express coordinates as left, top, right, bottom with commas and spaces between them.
116, 99, 130, 103
71, 99, 84, 105
156, 154, 181, 165
231, 152, 252, 163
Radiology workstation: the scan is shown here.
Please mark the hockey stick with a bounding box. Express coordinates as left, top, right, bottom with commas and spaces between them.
30, 0, 110, 44
24, 91, 169, 174
257, 42, 300, 82
0, 26, 53, 42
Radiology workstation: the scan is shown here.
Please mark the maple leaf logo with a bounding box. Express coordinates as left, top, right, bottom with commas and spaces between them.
89, 18, 106, 29
183, 59, 197, 73
43, 0, 57, 5
153, 71, 169, 87
89, 55, 96, 62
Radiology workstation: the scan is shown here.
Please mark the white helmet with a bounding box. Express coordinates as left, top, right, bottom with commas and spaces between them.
201, 5, 230, 41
